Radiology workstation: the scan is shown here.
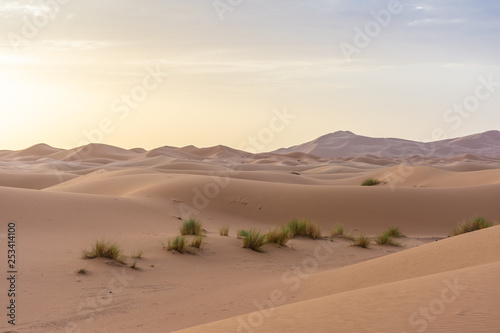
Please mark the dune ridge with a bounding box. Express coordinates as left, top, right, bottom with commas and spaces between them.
1, 131, 499, 332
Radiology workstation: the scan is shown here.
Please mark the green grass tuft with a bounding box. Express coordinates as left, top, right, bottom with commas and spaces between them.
180, 218, 203, 236
219, 226, 229, 236
361, 178, 381, 186
131, 250, 143, 259
288, 219, 322, 239
82, 240, 126, 264
331, 224, 345, 238
167, 236, 187, 253
239, 229, 266, 252
375, 232, 402, 246
352, 235, 371, 248
385, 227, 404, 238
450, 216, 494, 236
266, 226, 292, 246
190, 235, 203, 249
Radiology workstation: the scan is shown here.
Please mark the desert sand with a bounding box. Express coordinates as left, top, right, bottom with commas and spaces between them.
1, 131, 499, 332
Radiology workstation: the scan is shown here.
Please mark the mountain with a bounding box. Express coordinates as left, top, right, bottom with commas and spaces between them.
273, 130, 500, 158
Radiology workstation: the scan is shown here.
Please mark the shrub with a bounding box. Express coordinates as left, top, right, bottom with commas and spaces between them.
331, 224, 344, 237
330, 224, 355, 241
267, 226, 292, 246
288, 219, 322, 239
362, 178, 381, 186
132, 250, 143, 259
167, 236, 187, 253
180, 218, 203, 236
450, 216, 493, 236
191, 235, 203, 249
375, 232, 402, 246
237, 230, 245, 239
219, 226, 229, 236
239, 229, 266, 252
352, 235, 371, 248
82, 240, 126, 264
385, 227, 404, 238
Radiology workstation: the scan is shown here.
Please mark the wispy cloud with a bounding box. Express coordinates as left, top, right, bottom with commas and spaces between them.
408, 18, 465, 27
0, 0, 58, 18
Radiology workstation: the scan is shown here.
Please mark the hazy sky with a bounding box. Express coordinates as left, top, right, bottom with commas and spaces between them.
1, 0, 499, 151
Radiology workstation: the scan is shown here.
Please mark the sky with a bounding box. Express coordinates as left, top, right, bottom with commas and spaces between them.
0, 0, 499, 151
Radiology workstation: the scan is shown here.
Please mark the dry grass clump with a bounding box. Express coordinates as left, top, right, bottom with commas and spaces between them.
331, 224, 355, 241
375, 232, 402, 246
191, 235, 203, 249
131, 250, 143, 259
361, 178, 381, 186
288, 219, 322, 239
166, 236, 187, 253
385, 227, 404, 238
374, 227, 404, 246
239, 229, 266, 252
352, 235, 371, 248
82, 240, 126, 264
180, 218, 203, 236
219, 226, 229, 236
266, 226, 292, 246
450, 216, 493, 236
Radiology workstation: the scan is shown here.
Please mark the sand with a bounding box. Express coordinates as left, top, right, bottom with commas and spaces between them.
1, 131, 499, 332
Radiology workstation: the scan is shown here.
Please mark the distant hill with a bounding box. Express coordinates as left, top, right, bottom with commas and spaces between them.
273, 130, 500, 158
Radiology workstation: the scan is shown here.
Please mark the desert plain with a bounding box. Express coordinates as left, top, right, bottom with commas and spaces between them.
1, 130, 499, 332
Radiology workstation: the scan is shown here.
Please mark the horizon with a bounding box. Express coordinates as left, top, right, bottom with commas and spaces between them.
1, 1, 500, 151
3, 128, 499, 153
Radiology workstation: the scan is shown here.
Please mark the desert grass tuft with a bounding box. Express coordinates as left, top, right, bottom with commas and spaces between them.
166, 235, 187, 253
190, 235, 203, 249
375, 232, 402, 246
219, 226, 229, 236
239, 229, 266, 252
450, 216, 493, 236
82, 240, 126, 264
236, 230, 245, 239
130, 260, 138, 270
131, 250, 143, 259
361, 178, 381, 186
352, 235, 371, 248
288, 219, 322, 239
385, 226, 404, 238
330, 224, 347, 238
180, 218, 203, 236
78, 268, 88, 275
266, 226, 292, 246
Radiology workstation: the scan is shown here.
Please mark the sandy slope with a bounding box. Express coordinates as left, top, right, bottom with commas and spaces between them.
174, 227, 500, 333
0, 136, 499, 332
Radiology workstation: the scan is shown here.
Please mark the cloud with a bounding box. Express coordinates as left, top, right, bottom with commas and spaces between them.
0, 0, 60, 18
408, 18, 465, 26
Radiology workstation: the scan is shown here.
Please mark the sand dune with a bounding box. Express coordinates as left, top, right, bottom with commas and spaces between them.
174, 227, 500, 333
1, 131, 499, 332
275, 130, 500, 158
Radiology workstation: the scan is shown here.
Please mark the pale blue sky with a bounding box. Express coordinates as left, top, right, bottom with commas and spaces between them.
0, 0, 499, 151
